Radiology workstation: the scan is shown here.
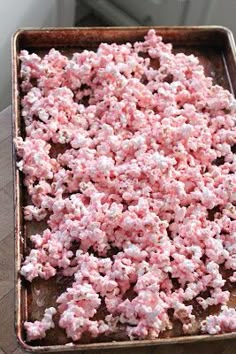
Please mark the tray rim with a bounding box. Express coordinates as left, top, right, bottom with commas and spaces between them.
11, 24, 236, 35
12, 25, 236, 352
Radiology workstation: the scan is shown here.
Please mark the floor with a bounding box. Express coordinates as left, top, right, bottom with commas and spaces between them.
0, 107, 24, 354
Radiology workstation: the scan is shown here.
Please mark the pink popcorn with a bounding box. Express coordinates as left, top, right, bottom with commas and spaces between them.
24, 307, 56, 341
57, 274, 114, 340
20, 249, 56, 281
24, 205, 47, 221
197, 288, 230, 310
17, 29, 236, 342
15, 137, 58, 182
117, 290, 172, 339
201, 306, 236, 334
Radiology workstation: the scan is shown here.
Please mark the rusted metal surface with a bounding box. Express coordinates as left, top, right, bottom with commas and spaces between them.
12, 26, 236, 352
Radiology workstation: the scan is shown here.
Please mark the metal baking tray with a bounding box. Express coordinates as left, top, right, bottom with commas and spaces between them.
12, 26, 236, 352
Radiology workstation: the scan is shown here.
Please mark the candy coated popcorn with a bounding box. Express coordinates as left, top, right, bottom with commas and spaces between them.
16, 29, 236, 342
24, 307, 56, 341
201, 306, 236, 334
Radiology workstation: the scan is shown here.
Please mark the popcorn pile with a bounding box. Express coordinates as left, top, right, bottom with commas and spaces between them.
16, 30, 236, 342
24, 307, 56, 341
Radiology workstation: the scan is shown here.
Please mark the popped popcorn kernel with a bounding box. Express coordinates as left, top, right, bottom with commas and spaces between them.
24, 307, 56, 341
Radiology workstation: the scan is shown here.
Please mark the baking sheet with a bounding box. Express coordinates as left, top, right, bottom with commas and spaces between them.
12, 26, 236, 352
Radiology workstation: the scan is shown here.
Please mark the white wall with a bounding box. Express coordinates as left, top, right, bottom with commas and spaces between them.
205, 0, 236, 36
185, 0, 236, 36
111, 0, 187, 25
0, 0, 75, 110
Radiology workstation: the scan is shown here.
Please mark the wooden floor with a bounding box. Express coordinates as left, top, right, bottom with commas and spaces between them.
0, 106, 235, 353
0, 107, 25, 354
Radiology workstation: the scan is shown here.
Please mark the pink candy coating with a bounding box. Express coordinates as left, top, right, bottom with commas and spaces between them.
24, 307, 56, 341
17, 29, 236, 341
201, 306, 236, 334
